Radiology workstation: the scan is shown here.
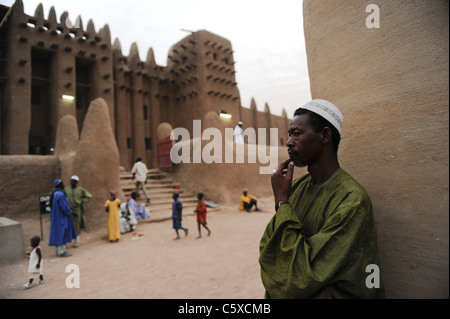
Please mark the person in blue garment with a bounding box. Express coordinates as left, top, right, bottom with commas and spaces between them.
128, 191, 151, 220
48, 179, 77, 257
172, 192, 188, 240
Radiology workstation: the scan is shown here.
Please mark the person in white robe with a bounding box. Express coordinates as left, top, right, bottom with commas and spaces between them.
234, 121, 244, 144
119, 203, 137, 233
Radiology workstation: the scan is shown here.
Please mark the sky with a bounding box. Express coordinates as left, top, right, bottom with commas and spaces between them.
2, 0, 312, 117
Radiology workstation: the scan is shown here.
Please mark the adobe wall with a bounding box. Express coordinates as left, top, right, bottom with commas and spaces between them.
167, 30, 241, 131
0, 155, 60, 218
1, 0, 114, 154
238, 98, 289, 146
239, 102, 258, 144
168, 139, 306, 205
303, 0, 449, 298
0, 98, 122, 232
1, 2, 291, 171
110, 28, 290, 171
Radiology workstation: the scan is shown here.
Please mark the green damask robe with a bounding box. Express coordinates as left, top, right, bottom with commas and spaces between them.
259, 168, 384, 299
66, 186, 92, 235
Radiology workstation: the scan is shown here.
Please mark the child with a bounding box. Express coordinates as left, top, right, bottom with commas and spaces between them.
105, 190, 121, 242
119, 202, 137, 234
24, 236, 44, 288
194, 192, 211, 238
172, 192, 188, 240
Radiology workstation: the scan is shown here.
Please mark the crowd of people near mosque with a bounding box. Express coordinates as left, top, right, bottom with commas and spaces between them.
41, 121, 254, 260
24, 99, 385, 298
43, 156, 219, 252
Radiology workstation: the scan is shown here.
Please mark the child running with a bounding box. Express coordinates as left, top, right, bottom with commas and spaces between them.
172, 192, 188, 240
194, 192, 211, 238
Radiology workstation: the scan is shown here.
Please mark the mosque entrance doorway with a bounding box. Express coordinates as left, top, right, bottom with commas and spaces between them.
157, 136, 173, 171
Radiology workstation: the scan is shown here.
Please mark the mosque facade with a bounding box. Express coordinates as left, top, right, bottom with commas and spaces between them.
0, 1, 289, 169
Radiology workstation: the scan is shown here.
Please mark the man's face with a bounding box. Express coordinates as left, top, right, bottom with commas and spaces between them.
286, 114, 323, 167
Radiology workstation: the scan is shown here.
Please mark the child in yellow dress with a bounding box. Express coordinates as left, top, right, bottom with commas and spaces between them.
105, 190, 121, 242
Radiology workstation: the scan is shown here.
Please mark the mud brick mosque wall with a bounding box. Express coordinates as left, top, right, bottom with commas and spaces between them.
0, 0, 448, 299
0, 1, 114, 155
0, 0, 289, 171
303, 0, 448, 298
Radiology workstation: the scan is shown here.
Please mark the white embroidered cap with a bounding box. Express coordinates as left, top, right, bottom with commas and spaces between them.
299, 99, 344, 134
71, 175, 79, 182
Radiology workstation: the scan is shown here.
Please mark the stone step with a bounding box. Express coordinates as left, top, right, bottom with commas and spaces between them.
120, 177, 173, 184
119, 168, 204, 224
123, 188, 185, 195
120, 170, 167, 179
120, 180, 176, 189
122, 190, 189, 200
121, 182, 181, 190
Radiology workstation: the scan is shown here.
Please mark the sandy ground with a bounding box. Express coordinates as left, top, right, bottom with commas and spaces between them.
0, 198, 275, 299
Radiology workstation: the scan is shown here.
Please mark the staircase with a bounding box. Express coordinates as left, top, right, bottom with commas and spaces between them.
119, 168, 199, 223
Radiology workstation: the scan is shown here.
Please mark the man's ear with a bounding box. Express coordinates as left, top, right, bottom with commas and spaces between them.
320, 127, 333, 144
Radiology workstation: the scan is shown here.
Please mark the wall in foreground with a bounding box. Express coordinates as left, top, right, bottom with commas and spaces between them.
303, 0, 449, 298
0, 97, 122, 232
0, 155, 60, 217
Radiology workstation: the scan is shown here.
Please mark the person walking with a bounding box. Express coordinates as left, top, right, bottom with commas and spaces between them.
131, 157, 150, 204
194, 192, 211, 238
24, 235, 44, 288
172, 192, 188, 240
